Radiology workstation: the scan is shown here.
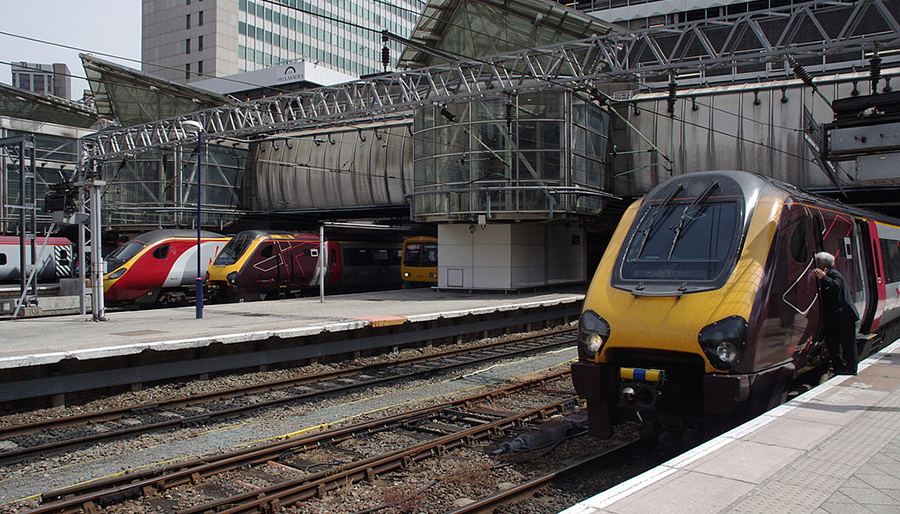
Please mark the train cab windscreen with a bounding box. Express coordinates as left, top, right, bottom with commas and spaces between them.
105, 240, 147, 271
213, 232, 256, 266
614, 179, 745, 294
404, 241, 438, 267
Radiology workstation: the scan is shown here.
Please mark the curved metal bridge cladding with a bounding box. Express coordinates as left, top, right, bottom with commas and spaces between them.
411, 90, 611, 222
609, 73, 895, 198
250, 123, 414, 211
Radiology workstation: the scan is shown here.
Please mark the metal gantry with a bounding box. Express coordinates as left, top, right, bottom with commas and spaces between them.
70, 0, 900, 319
79, 0, 900, 163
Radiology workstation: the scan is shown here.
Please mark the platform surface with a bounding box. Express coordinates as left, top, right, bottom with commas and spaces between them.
561, 337, 900, 514
0, 288, 585, 370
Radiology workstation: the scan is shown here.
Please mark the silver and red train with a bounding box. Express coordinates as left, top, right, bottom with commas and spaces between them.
573, 170, 900, 440
102, 229, 230, 305
0, 235, 74, 283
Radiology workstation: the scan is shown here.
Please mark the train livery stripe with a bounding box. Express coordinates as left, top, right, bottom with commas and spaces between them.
619, 367, 664, 383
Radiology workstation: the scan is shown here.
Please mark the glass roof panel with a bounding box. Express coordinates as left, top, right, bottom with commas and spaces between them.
0, 82, 99, 128
399, 0, 618, 68
81, 54, 232, 126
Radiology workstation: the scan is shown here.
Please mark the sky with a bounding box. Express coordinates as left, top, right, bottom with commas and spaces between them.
0, 1, 142, 101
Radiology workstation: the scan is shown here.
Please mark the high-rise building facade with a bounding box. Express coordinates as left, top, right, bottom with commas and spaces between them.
10, 62, 72, 99
142, 0, 425, 84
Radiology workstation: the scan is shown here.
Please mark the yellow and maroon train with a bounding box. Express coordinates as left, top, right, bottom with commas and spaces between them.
205, 230, 402, 302
573, 170, 900, 440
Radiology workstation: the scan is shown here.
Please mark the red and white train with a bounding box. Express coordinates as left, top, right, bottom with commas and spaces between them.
0, 235, 74, 283
102, 229, 230, 305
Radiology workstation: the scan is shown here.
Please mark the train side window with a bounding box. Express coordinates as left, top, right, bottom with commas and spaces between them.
260, 244, 274, 258
0, 253, 6, 265
330, 249, 338, 266
881, 239, 900, 284
152, 244, 170, 259
371, 249, 390, 263
789, 221, 808, 263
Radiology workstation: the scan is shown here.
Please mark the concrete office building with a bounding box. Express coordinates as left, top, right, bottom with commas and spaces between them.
10, 62, 72, 100
142, 0, 425, 84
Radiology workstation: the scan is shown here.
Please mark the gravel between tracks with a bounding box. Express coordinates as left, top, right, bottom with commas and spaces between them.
0, 324, 652, 514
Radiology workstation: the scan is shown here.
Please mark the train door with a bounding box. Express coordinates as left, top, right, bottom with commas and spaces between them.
328, 243, 342, 286
856, 220, 882, 334
813, 208, 865, 313
760, 201, 820, 367
284, 240, 311, 290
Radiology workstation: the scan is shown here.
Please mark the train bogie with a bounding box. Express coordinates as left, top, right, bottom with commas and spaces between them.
103, 230, 230, 305
573, 171, 900, 440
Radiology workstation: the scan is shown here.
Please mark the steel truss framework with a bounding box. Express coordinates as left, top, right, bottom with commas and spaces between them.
80, 0, 900, 165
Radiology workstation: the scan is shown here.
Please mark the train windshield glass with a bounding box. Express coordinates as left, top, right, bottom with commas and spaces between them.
213, 233, 255, 266
105, 241, 146, 271
621, 200, 739, 282
404, 242, 438, 266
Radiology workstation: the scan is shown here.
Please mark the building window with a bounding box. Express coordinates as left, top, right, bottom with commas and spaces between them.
185, 63, 191, 79
186, 38, 191, 54
186, 14, 191, 29
198, 60, 203, 75
198, 35, 204, 51
19, 74, 30, 90
34, 74, 44, 94
199, 11, 204, 26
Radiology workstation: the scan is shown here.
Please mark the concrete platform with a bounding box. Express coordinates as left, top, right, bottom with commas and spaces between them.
560, 337, 900, 514
0, 287, 584, 406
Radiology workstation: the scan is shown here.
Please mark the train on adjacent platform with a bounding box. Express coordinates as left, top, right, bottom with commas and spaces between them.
572, 170, 900, 442
102, 229, 231, 305
401, 235, 438, 288
205, 230, 402, 302
0, 235, 74, 283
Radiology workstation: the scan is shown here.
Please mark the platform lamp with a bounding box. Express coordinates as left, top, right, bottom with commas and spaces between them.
182, 120, 204, 319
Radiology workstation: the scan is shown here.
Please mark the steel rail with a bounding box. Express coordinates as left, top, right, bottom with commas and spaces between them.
445, 438, 644, 514
0, 328, 576, 465
29, 371, 573, 514
180, 397, 583, 514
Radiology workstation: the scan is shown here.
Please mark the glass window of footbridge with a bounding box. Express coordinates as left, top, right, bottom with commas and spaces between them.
412, 91, 609, 221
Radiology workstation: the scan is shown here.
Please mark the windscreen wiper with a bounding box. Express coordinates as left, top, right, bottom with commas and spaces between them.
667, 181, 719, 260
635, 183, 684, 258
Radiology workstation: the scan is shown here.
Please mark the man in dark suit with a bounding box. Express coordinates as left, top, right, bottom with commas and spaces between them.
813, 251, 860, 375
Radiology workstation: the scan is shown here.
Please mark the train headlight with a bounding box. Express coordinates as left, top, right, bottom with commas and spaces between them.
578, 310, 610, 361
107, 268, 127, 280
226, 271, 238, 285
698, 316, 748, 370
404, 272, 411, 278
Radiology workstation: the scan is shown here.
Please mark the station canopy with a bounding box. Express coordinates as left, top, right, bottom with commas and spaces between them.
81, 54, 233, 127
0, 81, 99, 128
398, 0, 618, 68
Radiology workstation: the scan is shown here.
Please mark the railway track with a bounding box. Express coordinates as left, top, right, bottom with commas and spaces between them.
0, 327, 576, 466
25, 371, 589, 514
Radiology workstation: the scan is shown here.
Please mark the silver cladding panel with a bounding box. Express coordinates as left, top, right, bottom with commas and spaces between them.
251, 124, 412, 211
611, 79, 864, 197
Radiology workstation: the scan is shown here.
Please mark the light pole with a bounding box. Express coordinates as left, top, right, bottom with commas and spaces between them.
182, 120, 204, 319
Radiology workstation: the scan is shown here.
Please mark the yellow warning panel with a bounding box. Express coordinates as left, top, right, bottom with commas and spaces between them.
354, 315, 407, 327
